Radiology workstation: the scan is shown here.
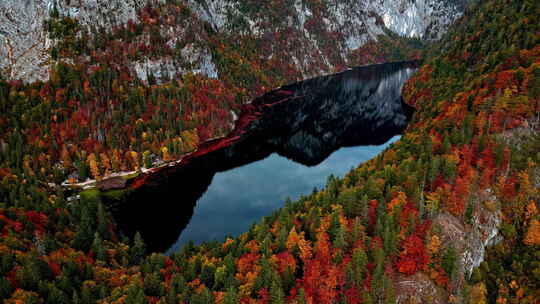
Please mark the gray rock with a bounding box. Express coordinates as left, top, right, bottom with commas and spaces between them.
1, 0, 469, 82
96, 176, 126, 191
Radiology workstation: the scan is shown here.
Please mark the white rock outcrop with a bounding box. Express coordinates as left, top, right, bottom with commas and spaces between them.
1, 0, 468, 82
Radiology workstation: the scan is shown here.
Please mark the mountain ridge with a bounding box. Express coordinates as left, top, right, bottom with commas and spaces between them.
1, 0, 467, 82
0, 0, 539, 303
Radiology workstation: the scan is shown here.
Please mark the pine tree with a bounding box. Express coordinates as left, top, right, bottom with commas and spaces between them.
71, 291, 80, 304
296, 288, 307, 304
47, 284, 70, 304
254, 257, 273, 291
428, 156, 441, 186
382, 218, 397, 257
270, 278, 285, 304
72, 204, 94, 251
352, 248, 367, 286
165, 287, 177, 304
190, 286, 214, 304
97, 202, 109, 239
80, 284, 95, 304
333, 223, 346, 250
382, 274, 396, 304
92, 232, 106, 261
442, 246, 457, 278
372, 247, 386, 298
349, 217, 364, 245
0, 277, 13, 300
362, 291, 374, 304
130, 232, 146, 265
143, 272, 164, 297
223, 287, 240, 304
125, 284, 148, 304
329, 210, 341, 241
200, 264, 216, 288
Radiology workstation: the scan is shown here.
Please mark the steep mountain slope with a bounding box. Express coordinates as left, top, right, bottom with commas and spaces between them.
0, 0, 539, 303
0, 0, 466, 193
0, 0, 145, 82
1, 0, 466, 82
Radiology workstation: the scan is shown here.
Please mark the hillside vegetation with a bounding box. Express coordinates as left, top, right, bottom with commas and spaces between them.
1, 0, 425, 190
0, 0, 539, 303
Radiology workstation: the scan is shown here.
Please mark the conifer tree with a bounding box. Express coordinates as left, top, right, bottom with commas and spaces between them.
270, 278, 285, 304
72, 204, 94, 251
97, 202, 109, 239
92, 232, 106, 261
296, 288, 307, 304
125, 283, 148, 304
223, 287, 240, 304
130, 232, 146, 265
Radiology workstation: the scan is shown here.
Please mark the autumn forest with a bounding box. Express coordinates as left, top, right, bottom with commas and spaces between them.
0, 0, 539, 303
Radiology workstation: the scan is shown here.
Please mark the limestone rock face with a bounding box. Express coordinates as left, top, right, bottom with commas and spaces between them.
0, 0, 145, 81
1, 0, 468, 82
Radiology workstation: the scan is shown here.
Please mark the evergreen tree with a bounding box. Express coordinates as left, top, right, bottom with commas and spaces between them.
223, 287, 240, 304
130, 232, 146, 265
254, 257, 273, 291
200, 264, 216, 288
0, 277, 13, 300
72, 204, 95, 251
270, 278, 285, 304
352, 247, 368, 286
349, 217, 363, 245
165, 287, 177, 304
125, 284, 148, 304
92, 232, 106, 261
333, 223, 346, 250
80, 284, 95, 304
362, 291, 374, 304
143, 272, 164, 297
190, 286, 214, 304
372, 247, 386, 298
97, 202, 110, 239
47, 284, 70, 304
442, 246, 458, 278
428, 156, 441, 186
296, 288, 307, 304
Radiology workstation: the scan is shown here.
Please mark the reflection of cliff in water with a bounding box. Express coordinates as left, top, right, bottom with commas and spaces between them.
109, 61, 420, 253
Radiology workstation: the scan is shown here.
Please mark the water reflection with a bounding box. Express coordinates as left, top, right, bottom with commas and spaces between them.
167, 136, 399, 252
110, 61, 419, 253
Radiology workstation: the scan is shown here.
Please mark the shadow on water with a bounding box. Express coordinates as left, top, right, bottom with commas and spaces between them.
167, 136, 401, 253
109, 61, 420, 253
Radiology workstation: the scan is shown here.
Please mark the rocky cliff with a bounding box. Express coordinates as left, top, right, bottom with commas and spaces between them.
0, 0, 467, 82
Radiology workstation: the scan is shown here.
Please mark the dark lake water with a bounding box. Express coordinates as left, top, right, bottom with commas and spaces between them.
167, 136, 399, 253
112, 61, 419, 253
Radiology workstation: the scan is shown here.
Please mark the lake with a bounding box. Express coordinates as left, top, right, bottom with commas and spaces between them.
167, 136, 399, 252
110, 61, 418, 253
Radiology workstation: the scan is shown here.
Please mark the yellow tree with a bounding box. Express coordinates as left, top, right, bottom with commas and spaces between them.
523, 219, 540, 246
87, 153, 101, 180
100, 152, 112, 175
286, 227, 299, 251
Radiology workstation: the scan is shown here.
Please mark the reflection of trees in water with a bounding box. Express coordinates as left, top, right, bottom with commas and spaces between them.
110, 61, 419, 253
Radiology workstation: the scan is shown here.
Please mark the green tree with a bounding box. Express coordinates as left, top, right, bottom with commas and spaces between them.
130, 232, 146, 265
125, 283, 148, 304
92, 232, 106, 261
442, 246, 458, 278
270, 278, 285, 304
223, 287, 240, 304
143, 272, 164, 297
352, 247, 368, 286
